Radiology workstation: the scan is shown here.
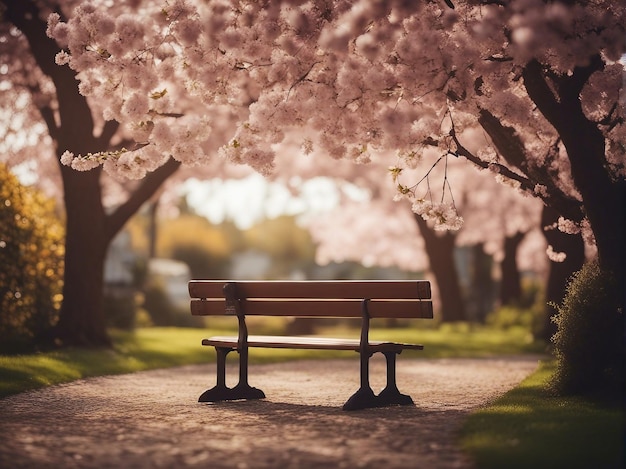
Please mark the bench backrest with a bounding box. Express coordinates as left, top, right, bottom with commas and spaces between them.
189, 280, 433, 319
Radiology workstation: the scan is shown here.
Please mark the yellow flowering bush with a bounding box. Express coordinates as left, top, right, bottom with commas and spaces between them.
0, 164, 64, 353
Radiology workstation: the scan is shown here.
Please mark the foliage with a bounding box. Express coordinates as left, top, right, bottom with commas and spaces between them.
142, 286, 166, 323
461, 361, 624, 469
0, 164, 64, 353
159, 215, 236, 278
243, 216, 315, 259
49, 1, 624, 245
103, 289, 138, 330
242, 215, 317, 277
129, 211, 318, 279
486, 280, 545, 338
142, 279, 203, 327
486, 306, 543, 337
549, 260, 623, 399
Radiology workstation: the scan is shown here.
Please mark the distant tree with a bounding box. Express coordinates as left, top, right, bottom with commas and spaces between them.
243, 215, 317, 278
499, 231, 526, 307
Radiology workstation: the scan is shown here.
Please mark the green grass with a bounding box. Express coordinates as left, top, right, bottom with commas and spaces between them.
461, 360, 625, 469
0, 328, 213, 398
369, 322, 543, 358
0, 324, 544, 399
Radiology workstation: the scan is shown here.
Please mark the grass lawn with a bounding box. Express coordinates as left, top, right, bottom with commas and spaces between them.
461, 360, 624, 469
0, 323, 542, 398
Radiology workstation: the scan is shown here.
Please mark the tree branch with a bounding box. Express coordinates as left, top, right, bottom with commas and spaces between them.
104, 157, 181, 242
521, 60, 563, 129
36, 104, 59, 141
24, 81, 60, 139
562, 54, 604, 98
450, 124, 584, 223
475, 109, 584, 222
450, 132, 534, 191
97, 120, 120, 147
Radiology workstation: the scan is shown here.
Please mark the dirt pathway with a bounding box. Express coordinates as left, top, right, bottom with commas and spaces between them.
0, 356, 542, 468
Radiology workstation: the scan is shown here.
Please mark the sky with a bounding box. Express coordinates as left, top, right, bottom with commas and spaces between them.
182, 174, 370, 229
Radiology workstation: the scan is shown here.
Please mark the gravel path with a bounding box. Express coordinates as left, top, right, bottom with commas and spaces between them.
0, 356, 542, 469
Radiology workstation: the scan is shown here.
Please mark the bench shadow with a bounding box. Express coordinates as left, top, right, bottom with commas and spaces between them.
199, 397, 439, 421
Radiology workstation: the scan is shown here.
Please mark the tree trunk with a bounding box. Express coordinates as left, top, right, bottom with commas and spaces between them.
499, 231, 525, 306
55, 167, 111, 346
148, 198, 159, 260
540, 206, 586, 341
523, 58, 624, 288
414, 214, 466, 322
468, 243, 494, 323
54, 159, 180, 347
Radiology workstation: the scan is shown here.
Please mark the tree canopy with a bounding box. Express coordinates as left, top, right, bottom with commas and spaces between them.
50, 0, 624, 279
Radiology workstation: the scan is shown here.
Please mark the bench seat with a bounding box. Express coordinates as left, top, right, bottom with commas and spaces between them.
203, 335, 424, 352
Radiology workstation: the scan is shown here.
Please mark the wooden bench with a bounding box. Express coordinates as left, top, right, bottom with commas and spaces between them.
189, 280, 433, 411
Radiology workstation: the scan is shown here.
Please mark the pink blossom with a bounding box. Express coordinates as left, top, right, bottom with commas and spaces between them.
60, 151, 74, 166
121, 93, 150, 120
151, 121, 176, 151
54, 51, 71, 66
546, 245, 567, 263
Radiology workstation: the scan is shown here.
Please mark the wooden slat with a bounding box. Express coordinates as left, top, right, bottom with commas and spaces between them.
202, 335, 424, 351
188, 280, 431, 300
190, 298, 433, 319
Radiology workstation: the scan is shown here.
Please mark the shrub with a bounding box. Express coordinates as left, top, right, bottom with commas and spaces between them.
142, 280, 204, 327
142, 280, 175, 326
103, 289, 137, 330
486, 307, 526, 331
549, 260, 623, 399
486, 303, 544, 339
0, 164, 64, 353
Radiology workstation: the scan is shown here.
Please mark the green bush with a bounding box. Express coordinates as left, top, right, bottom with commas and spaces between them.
103, 289, 138, 330
549, 260, 623, 399
487, 306, 529, 327
170, 244, 230, 279
0, 164, 64, 353
142, 280, 175, 326
486, 303, 544, 338
142, 280, 204, 328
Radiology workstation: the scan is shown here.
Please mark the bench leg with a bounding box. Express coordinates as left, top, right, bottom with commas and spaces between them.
343, 351, 377, 411
376, 351, 414, 407
198, 346, 265, 403
231, 343, 265, 400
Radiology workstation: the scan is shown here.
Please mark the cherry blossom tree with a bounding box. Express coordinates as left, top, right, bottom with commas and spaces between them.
1, 0, 184, 347
3, 0, 263, 347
